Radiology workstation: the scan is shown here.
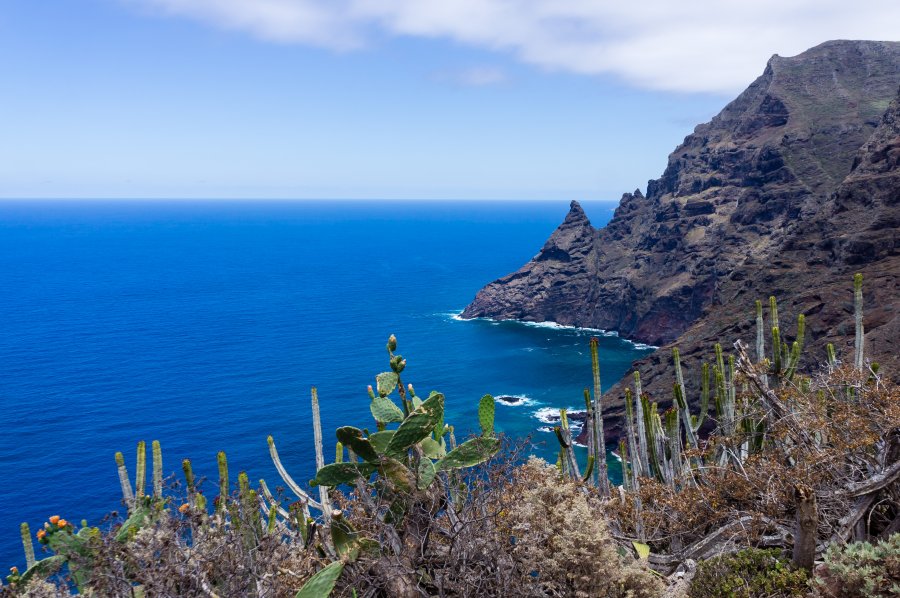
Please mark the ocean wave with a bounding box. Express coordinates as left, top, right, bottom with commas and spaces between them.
532, 406, 566, 424
493, 394, 535, 407
445, 310, 658, 350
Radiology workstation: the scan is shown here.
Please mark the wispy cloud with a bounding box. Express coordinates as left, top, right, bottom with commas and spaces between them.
131, 0, 900, 93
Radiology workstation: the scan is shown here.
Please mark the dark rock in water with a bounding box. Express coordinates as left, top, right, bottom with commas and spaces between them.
462, 40, 900, 435
495, 395, 527, 405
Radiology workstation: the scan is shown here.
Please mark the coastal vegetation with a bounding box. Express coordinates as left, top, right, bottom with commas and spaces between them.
2, 274, 898, 597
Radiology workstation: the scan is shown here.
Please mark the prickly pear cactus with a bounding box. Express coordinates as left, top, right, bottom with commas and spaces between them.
312, 336, 500, 499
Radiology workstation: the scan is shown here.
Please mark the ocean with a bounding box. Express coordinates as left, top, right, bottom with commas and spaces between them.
0, 199, 653, 567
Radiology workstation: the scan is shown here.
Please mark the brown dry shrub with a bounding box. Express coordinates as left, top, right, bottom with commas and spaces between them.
503, 457, 664, 597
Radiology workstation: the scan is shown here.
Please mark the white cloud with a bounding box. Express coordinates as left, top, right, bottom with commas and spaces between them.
131, 0, 900, 93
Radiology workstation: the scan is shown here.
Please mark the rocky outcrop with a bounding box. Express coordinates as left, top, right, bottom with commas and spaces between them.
461, 200, 601, 326
462, 40, 900, 436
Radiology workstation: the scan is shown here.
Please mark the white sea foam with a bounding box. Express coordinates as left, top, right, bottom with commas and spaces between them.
533, 406, 565, 424
445, 310, 658, 349
493, 394, 535, 407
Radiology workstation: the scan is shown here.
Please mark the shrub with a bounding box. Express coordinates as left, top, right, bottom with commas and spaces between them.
503, 457, 664, 597
688, 547, 808, 598
812, 533, 900, 597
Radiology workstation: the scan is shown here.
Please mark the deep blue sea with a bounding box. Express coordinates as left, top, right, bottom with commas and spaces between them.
0, 200, 653, 567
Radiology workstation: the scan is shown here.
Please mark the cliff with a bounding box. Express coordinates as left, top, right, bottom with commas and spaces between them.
461, 40, 900, 436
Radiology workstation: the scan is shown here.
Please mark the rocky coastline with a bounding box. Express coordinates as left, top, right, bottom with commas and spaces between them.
462, 40, 900, 440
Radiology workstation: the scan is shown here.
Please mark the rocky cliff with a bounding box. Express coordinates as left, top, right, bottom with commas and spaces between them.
462, 40, 900, 435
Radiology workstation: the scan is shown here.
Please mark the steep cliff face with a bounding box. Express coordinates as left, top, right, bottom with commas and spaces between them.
465, 40, 900, 347
460, 200, 602, 326
462, 40, 900, 435
603, 87, 900, 431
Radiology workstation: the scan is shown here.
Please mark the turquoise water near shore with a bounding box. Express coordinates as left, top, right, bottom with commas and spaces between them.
0, 200, 652, 567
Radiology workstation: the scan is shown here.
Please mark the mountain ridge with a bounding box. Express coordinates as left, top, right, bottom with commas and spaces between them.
461, 40, 900, 434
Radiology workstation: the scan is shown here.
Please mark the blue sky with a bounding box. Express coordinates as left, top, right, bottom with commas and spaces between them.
1, 0, 897, 200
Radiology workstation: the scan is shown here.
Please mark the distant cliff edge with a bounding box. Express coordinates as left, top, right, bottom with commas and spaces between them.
461, 40, 900, 429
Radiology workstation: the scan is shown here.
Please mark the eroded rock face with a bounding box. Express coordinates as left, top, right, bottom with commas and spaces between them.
462, 40, 900, 434
460, 200, 602, 327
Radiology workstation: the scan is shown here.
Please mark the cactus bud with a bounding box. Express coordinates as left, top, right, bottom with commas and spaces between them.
367, 385, 376, 399
390, 355, 405, 373
387, 335, 397, 352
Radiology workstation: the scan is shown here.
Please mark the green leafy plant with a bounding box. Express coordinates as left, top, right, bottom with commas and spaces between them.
813, 534, 900, 597
689, 548, 809, 598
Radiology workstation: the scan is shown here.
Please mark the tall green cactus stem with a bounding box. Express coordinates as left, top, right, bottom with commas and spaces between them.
115, 452, 135, 509
135, 441, 147, 499
756, 300, 769, 388
582, 455, 595, 484
152, 440, 163, 499
728, 355, 736, 413
854, 273, 864, 372
311, 387, 332, 524
826, 343, 837, 371
633, 371, 650, 477
624, 388, 642, 479
672, 350, 699, 451
619, 439, 631, 491
784, 314, 806, 381
582, 388, 595, 476
755, 300, 765, 362
697, 363, 710, 432
20, 523, 35, 569
641, 397, 663, 483
769, 295, 779, 332
672, 347, 687, 413
772, 327, 782, 378
182, 459, 195, 494
217, 451, 229, 514
553, 409, 581, 481
664, 408, 682, 485
589, 337, 610, 496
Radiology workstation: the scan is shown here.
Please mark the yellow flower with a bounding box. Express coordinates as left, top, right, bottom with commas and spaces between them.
178, 503, 190, 514
57, 519, 68, 528
48, 516, 60, 525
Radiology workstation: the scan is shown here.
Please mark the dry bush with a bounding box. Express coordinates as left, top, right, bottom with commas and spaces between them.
502, 457, 664, 597
328, 437, 535, 597
607, 366, 900, 560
